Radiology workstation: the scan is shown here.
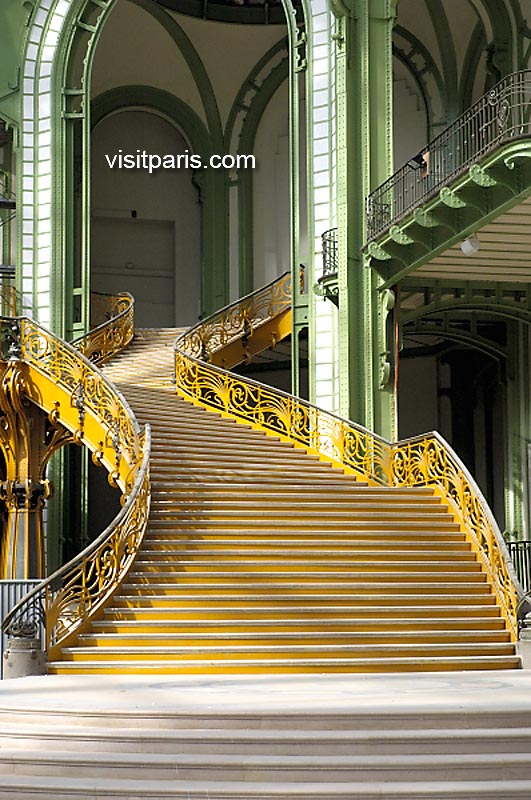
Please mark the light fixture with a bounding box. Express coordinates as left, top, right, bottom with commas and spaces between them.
460, 234, 480, 256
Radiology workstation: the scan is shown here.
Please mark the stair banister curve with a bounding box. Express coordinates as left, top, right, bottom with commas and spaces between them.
72, 290, 134, 365
1, 314, 150, 658
174, 274, 524, 640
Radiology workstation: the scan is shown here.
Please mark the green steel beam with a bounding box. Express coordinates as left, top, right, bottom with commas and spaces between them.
333, 0, 396, 439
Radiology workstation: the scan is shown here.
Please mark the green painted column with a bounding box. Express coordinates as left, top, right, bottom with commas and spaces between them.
504, 322, 530, 541
333, 0, 396, 438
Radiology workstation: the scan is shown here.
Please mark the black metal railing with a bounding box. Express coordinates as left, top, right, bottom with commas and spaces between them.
367, 70, 531, 241
321, 228, 338, 280
508, 541, 531, 593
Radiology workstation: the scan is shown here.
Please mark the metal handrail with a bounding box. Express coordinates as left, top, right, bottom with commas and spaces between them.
180, 271, 291, 363
320, 228, 338, 280
507, 541, 531, 593
72, 291, 134, 365
0, 316, 149, 654
174, 276, 524, 639
1, 427, 150, 654
367, 69, 531, 240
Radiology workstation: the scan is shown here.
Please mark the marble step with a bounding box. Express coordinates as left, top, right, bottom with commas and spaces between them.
93, 616, 509, 633
2, 775, 531, 799
3, 722, 531, 755
110, 592, 497, 607
139, 539, 473, 552
120, 579, 491, 593
79, 631, 511, 647
0, 747, 530, 783
48, 654, 522, 674
147, 501, 452, 515
133, 553, 477, 566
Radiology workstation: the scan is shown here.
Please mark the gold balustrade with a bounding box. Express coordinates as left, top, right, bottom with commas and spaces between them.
181, 272, 291, 364
20, 318, 141, 489
173, 272, 521, 639
73, 291, 134, 365
390, 434, 520, 639
1, 315, 150, 650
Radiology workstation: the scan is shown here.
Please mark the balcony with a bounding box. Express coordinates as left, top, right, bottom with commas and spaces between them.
365, 70, 531, 288
316, 228, 339, 305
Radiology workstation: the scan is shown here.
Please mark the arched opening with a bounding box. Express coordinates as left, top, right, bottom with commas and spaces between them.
84, 0, 299, 330
398, 321, 507, 526
91, 109, 201, 327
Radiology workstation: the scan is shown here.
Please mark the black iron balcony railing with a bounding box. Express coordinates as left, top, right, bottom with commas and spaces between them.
321, 228, 338, 279
366, 70, 531, 241
0, 189, 16, 233
508, 540, 531, 594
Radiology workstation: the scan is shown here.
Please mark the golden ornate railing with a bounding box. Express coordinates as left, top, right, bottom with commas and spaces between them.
181, 272, 291, 363
17, 318, 141, 489
390, 433, 521, 638
2, 429, 150, 656
1, 316, 150, 653
73, 291, 134, 365
174, 276, 522, 640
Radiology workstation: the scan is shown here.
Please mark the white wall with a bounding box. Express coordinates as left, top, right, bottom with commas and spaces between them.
253, 80, 290, 288
90, 0, 290, 310
393, 60, 428, 168
91, 110, 202, 327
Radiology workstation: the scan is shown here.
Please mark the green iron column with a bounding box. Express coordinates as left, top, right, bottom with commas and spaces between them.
333, 0, 396, 438
505, 322, 530, 541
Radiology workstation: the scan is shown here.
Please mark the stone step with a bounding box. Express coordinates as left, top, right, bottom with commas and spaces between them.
131, 560, 482, 573
153, 504, 453, 523
150, 452, 325, 466
149, 467, 348, 480
103, 604, 502, 620
121, 579, 490, 593
144, 518, 468, 536
146, 519, 462, 532
0, 747, 530, 783
151, 477, 366, 489
146, 515, 459, 530
93, 616, 509, 633
3, 774, 531, 799
48, 654, 522, 674
3, 722, 530, 755
79, 630, 511, 647
150, 482, 432, 497
60, 642, 517, 663
139, 540, 473, 553
151, 456, 342, 474
149, 438, 302, 452
110, 592, 498, 607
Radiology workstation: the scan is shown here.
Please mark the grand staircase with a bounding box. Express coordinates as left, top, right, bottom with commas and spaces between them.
47, 328, 521, 675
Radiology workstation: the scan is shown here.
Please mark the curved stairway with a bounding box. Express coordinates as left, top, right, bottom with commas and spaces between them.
47, 329, 521, 674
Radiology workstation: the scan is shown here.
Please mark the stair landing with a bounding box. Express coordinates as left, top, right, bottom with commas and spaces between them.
0, 672, 531, 797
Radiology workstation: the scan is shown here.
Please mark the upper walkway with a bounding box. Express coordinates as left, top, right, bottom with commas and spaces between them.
365, 70, 531, 288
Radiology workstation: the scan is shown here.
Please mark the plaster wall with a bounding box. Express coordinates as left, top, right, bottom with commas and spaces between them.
253, 81, 290, 287
171, 12, 286, 128
91, 110, 202, 326
393, 62, 428, 168
90, 0, 291, 310
91, 0, 206, 126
